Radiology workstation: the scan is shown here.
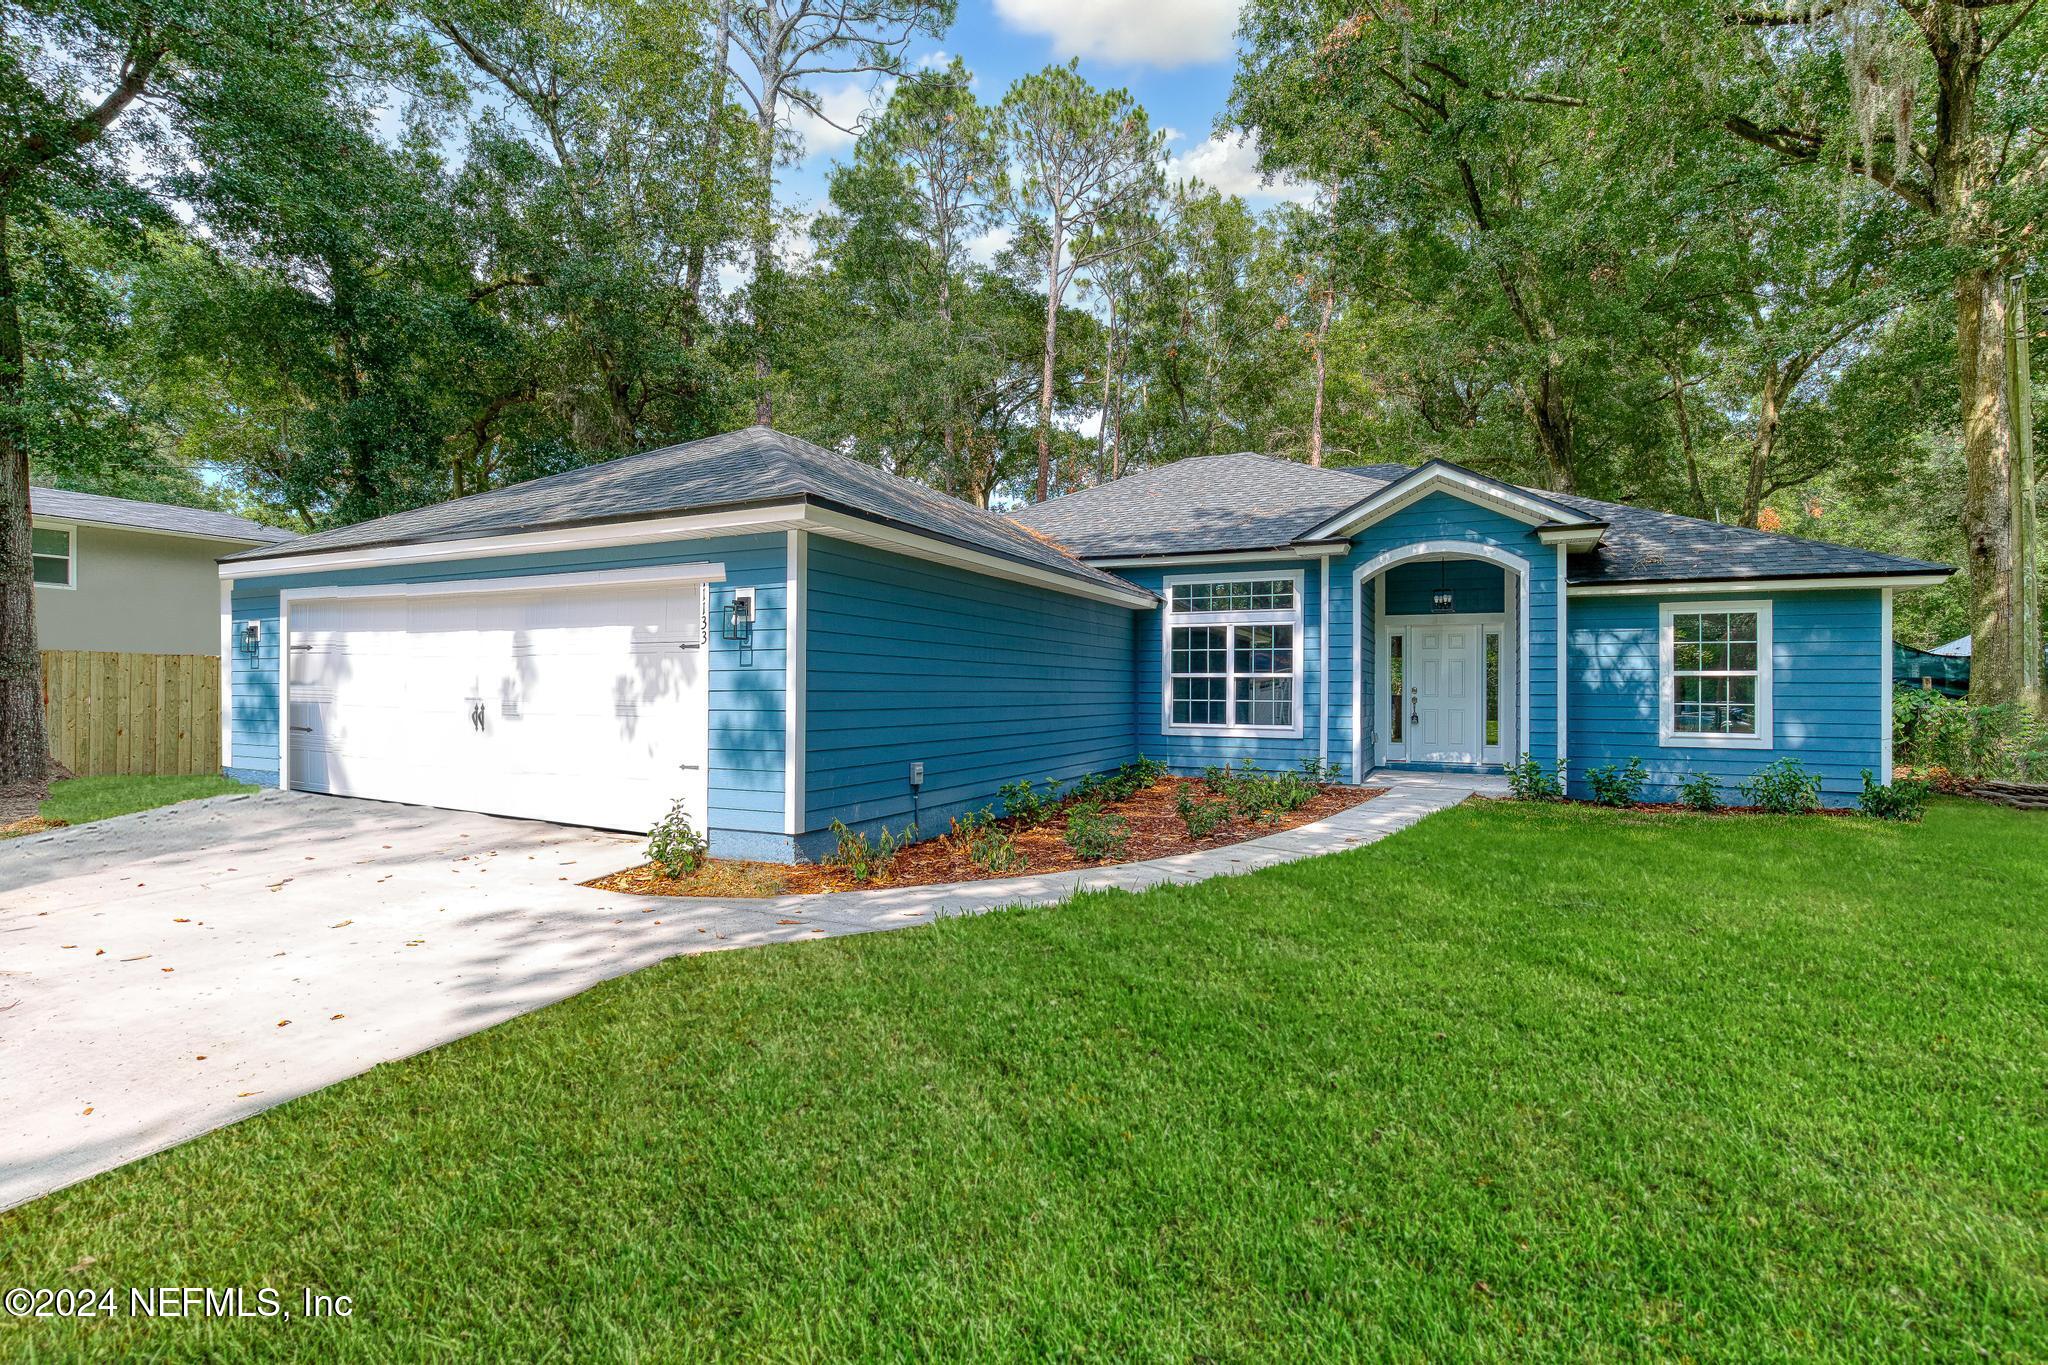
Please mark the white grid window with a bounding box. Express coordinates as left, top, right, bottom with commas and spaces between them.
1165, 573, 1303, 735
32, 526, 73, 587
1660, 601, 1772, 747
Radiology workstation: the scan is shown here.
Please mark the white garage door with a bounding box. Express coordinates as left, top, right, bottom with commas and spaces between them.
285, 574, 711, 833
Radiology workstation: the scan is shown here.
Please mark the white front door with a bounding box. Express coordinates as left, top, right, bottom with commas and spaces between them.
1407, 622, 1480, 765
287, 581, 709, 832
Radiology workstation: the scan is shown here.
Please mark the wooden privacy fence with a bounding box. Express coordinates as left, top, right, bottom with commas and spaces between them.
39, 651, 221, 778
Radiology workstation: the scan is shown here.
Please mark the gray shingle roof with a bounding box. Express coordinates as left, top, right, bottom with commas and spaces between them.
1012, 453, 1949, 586
220, 428, 1144, 599
31, 486, 294, 545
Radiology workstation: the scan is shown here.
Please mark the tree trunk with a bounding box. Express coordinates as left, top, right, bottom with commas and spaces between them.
1740, 362, 1783, 529
1096, 289, 1117, 483
1307, 285, 1333, 467
752, 107, 776, 427
1525, 365, 1575, 493
1958, 267, 2043, 710
1034, 237, 1060, 502
682, 0, 732, 349
1666, 361, 1707, 518
0, 209, 51, 792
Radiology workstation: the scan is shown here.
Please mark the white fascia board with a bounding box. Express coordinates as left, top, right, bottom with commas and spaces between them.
221, 505, 807, 579
1569, 573, 1950, 597
276, 562, 725, 604
1087, 545, 1350, 569
1302, 465, 1583, 541
1536, 525, 1607, 548
800, 506, 1157, 609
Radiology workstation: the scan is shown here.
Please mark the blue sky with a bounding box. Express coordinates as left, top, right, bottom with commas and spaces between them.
777, 0, 1308, 232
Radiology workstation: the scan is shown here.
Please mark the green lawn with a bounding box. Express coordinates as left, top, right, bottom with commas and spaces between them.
2, 799, 2043, 1359
28, 773, 256, 829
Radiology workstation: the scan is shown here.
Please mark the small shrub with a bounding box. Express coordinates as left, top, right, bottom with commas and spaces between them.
1676, 770, 1722, 811
967, 822, 1026, 874
1858, 769, 1930, 822
1739, 757, 1822, 814
646, 799, 710, 878
828, 819, 918, 883
1201, 764, 1232, 795
1099, 755, 1169, 802
1297, 756, 1343, 786
1174, 782, 1231, 839
1064, 807, 1129, 861
1506, 753, 1566, 801
999, 777, 1059, 826
1585, 757, 1649, 808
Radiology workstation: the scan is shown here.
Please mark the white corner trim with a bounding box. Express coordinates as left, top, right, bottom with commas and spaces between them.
785, 528, 808, 837
1303, 464, 1587, 541
1571, 573, 1948, 597
1657, 598, 1775, 749
1556, 544, 1569, 769
1318, 557, 1331, 769
222, 504, 808, 579
1159, 567, 1307, 739
219, 580, 233, 768
274, 562, 724, 604
277, 594, 292, 792
1880, 587, 1895, 784
1350, 540, 1533, 775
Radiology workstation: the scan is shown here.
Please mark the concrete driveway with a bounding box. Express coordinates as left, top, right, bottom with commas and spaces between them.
0, 791, 898, 1211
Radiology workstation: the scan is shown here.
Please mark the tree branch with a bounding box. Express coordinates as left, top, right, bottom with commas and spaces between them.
1723, 115, 1937, 213
4, 38, 168, 185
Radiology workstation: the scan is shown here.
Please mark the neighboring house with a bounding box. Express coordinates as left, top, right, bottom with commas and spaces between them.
217, 429, 1950, 856
32, 487, 295, 656
1893, 642, 1970, 697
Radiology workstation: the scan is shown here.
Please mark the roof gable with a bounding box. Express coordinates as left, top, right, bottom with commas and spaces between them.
1299, 460, 1603, 542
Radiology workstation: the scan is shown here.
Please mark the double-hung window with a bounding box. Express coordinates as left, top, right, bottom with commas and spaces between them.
1660, 601, 1772, 747
1164, 573, 1303, 735
32, 524, 74, 588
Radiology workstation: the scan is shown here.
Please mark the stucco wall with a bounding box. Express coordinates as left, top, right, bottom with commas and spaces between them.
33, 524, 249, 655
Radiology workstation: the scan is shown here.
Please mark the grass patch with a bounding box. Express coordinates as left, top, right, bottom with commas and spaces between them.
1, 799, 2043, 1358
36, 774, 256, 827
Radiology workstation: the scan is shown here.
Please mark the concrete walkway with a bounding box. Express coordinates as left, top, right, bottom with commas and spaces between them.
0, 772, 1494, 1210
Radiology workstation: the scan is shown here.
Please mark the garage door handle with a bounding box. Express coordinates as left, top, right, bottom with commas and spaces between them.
677, 763, 701, 770
290, 725, 313, 733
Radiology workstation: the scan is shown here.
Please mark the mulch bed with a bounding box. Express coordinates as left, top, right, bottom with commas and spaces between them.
589, 777, 1387, 899
0, 815, 65, 839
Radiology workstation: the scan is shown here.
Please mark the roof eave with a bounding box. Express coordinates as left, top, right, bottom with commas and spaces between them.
1567, 568, 1954, 595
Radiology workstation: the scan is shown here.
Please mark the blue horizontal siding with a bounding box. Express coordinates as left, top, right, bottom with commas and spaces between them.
802, 538, 1139, 849
1120, 559, 1329, 773
1330, 492, 1560, 779
222, 533, 788, 852
1382, 560, 1506, 615
1566, 590, 1887, 806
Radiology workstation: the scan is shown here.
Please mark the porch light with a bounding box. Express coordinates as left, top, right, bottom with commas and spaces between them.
722, 591, 754, 643
1431, 589, 1455, 613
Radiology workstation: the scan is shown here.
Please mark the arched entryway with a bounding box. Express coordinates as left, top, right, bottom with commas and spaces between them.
1352, 541, 1531, 778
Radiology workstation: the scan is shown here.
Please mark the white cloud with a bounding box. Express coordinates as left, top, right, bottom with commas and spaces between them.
787, 76, 894, 159
913, 49, 955, 71
1166, 133, 1315, 203
994, 0, 1240, 69
966, 225, 1014, 265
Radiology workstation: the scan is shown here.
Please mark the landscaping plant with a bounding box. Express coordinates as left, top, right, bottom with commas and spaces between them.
1739, 757, 1822, 814
1585, 757, 1649, 808
1063, 807, 1129, 861
1506, 754, 1566, 801
1858, 770, 1931, 822
1677, 771, 1722, 812
647, 799, 710, 878
1174, 782, 1231, 839
999, 777, 1059, 826
828, 820, 917, 883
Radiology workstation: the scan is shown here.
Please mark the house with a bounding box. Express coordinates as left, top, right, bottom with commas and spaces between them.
33, 486, 295, 656
217, 429, 1950, 857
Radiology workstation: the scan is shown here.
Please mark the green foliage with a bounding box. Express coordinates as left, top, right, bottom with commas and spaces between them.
647, 799, 711, 878
950, 807, 1027, 875
1740, 759, 1823, 815
1296, 755, 1343, 786
1585, 758, 1649, 808
1894, 692, 2048, 782
1200, 760, 1318, 824
828, 819, 918, 884
1062, 807, 1130, 862
999, 777, 1060, 826
1174, 783, 1232, 839
1506, 754, 1566, 802
1677, 771, 1723, 812
1858, 771, 1930, 823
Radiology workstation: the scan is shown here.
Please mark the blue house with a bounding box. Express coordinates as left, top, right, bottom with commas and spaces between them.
217, 430, 1950, 858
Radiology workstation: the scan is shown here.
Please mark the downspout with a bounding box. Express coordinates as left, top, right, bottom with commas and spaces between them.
1319, 556, 1330, 773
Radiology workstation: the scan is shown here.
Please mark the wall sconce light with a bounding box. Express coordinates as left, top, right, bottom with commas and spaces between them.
239, 620, 262, 657
722, 588, 755, 643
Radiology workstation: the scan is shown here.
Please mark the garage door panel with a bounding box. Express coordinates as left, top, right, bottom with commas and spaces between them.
288, 581, 710, 832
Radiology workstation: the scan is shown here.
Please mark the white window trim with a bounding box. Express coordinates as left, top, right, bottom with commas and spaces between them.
1659, 599, 1774, 749
1161, 568, 1306, 739
31, 519, 77, 590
